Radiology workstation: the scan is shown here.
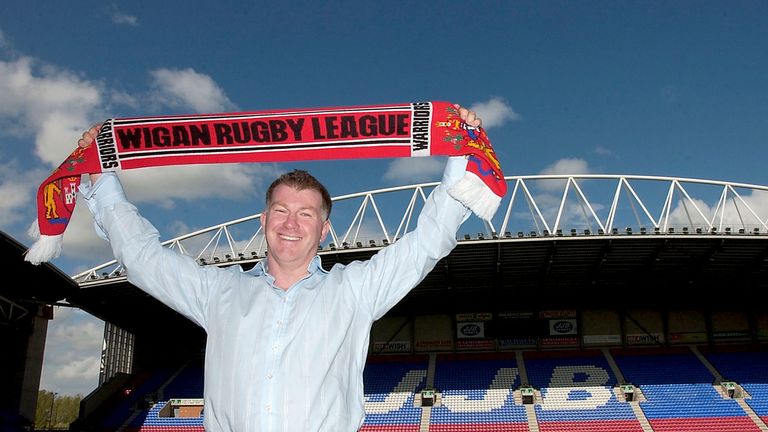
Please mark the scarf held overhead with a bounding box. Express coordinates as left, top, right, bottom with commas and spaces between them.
26, 101, 507, 264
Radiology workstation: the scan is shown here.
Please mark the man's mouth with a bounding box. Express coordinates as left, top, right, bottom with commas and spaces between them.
279, 234, 301, 241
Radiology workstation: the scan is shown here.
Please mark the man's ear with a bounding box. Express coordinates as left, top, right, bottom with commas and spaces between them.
320, 219, 330, 242
260, 211, 267, 227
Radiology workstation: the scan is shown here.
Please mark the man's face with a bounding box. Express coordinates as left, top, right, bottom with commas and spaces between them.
261, 184, 330, 270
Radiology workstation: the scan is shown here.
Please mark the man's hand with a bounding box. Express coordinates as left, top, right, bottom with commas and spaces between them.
79, 124, 103, 183
454, 104, 482, 128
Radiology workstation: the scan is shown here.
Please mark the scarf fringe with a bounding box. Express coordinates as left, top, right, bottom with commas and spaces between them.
24, 219, 63, 265
448, 172, 501, 221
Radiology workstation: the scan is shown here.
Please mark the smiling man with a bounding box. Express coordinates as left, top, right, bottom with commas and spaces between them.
78, 105, 482, 432
260, 170, 332, 289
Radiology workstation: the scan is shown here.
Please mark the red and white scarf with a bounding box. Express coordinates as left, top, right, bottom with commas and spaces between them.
25, 101, 506, 264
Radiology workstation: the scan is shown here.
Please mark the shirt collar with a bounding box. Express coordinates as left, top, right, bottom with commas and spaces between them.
244, 255, 328, 279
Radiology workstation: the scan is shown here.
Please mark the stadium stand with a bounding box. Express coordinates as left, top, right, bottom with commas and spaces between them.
525, 349, 644, 432
429, 353, 528, 431
97, 345, 768, 432
612, 347, 762, 432
699, 345, 768, 428
360, 355, 428, 432
98, 369, 176, 431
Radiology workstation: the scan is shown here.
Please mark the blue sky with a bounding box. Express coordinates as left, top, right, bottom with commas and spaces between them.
1, 1, 766, 396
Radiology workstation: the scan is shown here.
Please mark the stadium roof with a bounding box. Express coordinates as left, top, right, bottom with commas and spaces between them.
0, 231, 78, 324
64, 232, 768, 336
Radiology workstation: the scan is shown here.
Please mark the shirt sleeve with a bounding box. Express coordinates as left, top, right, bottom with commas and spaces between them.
349, 156, 471, 320
78, 173, 128, 240
79, 173, 218, 329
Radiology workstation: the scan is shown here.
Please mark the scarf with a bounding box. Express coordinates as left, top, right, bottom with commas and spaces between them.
25, 101, 506, 265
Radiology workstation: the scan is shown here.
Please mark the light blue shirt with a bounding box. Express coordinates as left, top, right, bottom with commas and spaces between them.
80, 157, 470, 432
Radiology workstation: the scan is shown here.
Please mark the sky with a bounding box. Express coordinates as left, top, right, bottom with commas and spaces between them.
1, 0, 767, 397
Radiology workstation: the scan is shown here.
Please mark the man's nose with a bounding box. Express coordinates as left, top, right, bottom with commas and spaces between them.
283, 212, 298, 227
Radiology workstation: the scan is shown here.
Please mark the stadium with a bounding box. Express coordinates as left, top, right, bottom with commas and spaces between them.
4, 172, 768, 432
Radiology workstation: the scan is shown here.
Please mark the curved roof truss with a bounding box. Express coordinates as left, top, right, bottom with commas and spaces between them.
73, 174, 768, 284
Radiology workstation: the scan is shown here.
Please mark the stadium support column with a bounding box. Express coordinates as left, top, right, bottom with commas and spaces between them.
426, 353, 437, 388
0, 304, 51, 428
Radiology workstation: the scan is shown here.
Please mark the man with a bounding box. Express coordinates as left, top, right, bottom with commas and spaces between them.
79, 105, 482, 431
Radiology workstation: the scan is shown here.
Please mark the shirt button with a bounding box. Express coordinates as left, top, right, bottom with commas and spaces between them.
272, 345, 278, 351
266, 404, 272, 412
267, 374, 273, 379
276, 320, 283, 326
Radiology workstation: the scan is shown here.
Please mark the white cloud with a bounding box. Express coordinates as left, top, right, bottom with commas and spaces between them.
537, 158, 591, 193
469, 97, 520, 129
0, 55, 280, 262
668, 189, 768, 229
0, 155, 48, 225
383, 157, 446, 184
51, 317, 104, 350
109, 89, 139, 110
110, 5, 138, 26
150, 68, 237, 113
166, 219, 193, 238
55, 356, 101, 383
540, 158, 591, 176
120, 163, 280, 207
0, 56, 103, 165
595, 146, 612, 156
40, 308, 104, 396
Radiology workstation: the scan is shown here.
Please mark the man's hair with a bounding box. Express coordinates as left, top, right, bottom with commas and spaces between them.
265, 170, 332, 219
